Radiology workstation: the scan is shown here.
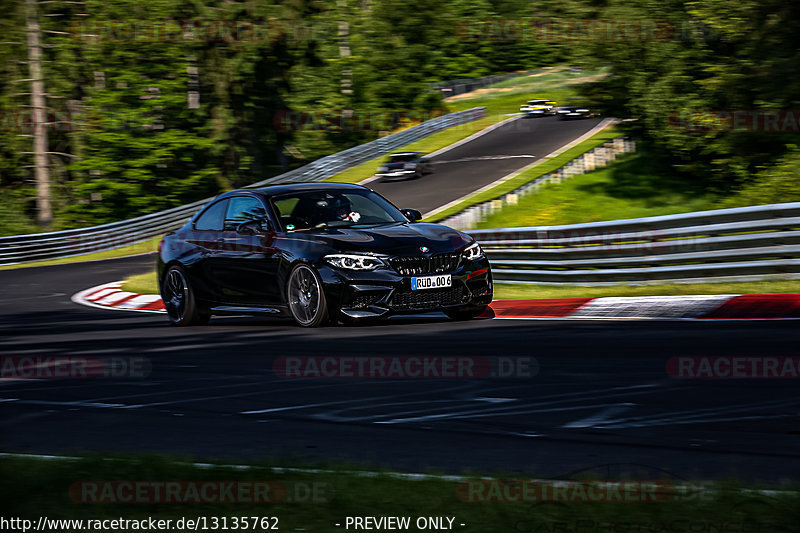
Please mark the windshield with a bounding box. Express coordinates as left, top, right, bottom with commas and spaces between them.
387, 153, 419, 162
272, 190, 407, 231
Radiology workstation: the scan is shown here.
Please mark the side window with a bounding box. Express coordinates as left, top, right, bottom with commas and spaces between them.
194, 199, 227, 231
224, 196, 268, 231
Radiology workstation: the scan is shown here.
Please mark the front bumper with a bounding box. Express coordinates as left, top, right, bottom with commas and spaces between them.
557, 112, 587, 120
522, 108, 552, 116
376, 169, 418, 178
318, 258, 492, 318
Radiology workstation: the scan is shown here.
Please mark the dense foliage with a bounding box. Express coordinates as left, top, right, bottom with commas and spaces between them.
2, 0, 799, 233
0, 0, 557, 231
573, 0, 800, 192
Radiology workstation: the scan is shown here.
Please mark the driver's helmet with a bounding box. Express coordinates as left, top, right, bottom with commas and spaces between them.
330, 195, 352, 220
314, 193, 355, 223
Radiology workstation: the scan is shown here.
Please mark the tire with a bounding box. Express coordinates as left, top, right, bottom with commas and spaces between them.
445, 306, 488, 321
286, 264, 329, 327
161, 265, 208, 326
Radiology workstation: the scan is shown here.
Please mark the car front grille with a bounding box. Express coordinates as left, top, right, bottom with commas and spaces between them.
390, 253, 461, 276
389, 285, 467, 311
350, 293, 384, 309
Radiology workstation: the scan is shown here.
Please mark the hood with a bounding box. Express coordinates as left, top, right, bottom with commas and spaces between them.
292, 222, 472, 256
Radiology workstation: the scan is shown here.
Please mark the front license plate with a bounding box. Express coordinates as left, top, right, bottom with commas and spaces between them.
411, 274, 452, 290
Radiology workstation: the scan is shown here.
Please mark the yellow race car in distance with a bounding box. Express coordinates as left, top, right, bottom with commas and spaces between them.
520, 99, 557, 117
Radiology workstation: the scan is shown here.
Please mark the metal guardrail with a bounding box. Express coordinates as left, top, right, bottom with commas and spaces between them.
469, 203, 800, 285
0, 107, 486, 266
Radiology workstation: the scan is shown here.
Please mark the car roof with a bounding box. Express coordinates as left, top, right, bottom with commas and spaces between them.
389, 151, 423, 157
218, 182, 369, 199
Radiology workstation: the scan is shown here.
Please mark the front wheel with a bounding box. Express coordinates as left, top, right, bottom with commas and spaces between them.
287, 264, 329, 327
161, 266, 209, 326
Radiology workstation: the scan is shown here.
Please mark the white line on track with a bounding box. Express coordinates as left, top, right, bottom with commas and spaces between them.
593, 397, 800, 429
241, 383, 476, 416
2, 378, 395, 411
361, 384, 663, 424
561, 404, 635, 428
376, 402, 627, 425
433, 154, 537, 164
0, 399, 127, 408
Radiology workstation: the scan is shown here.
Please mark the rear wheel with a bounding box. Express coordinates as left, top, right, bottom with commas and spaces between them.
287, 264, 329, 327
162, 266, 209, 326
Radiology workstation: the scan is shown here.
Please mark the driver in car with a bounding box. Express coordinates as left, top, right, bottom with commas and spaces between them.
315, 194, 361, 225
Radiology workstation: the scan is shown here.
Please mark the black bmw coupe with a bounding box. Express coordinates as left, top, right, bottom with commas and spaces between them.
157, 183, 492, 327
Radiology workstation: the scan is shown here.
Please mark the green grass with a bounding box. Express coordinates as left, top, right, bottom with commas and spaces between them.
427, 126, 620, 221
1, 454, 797, 531
122, 270, 800, 300
475, 149, 714, 229
122, 270, 159, 294
0, 236, 161, 271
493, 279, 800, 300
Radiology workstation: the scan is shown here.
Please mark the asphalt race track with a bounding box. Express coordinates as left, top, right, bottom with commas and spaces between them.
1, 255, 799, 483
1, 116, 798, 484
369, 115, 601, 214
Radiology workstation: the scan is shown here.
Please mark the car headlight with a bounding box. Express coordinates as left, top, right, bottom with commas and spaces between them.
404, 163, 417, 170
324, 254, 385, 270
378, 166, 388, 172
462, 242, 484, 261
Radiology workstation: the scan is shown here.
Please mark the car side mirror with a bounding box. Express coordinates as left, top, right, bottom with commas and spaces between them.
401, 208, 423, 222
236, 219, 272, 235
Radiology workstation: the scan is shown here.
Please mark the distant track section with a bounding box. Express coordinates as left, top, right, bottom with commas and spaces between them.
369, 116, 601, 214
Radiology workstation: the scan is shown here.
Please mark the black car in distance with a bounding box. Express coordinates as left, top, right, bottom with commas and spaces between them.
157, 183, 492, 327
555, 105, 591, 120
375, 152, 433, 180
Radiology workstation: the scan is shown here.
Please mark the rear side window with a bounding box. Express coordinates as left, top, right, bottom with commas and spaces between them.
224, 196, 268, 230
194, 199, 227, 231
